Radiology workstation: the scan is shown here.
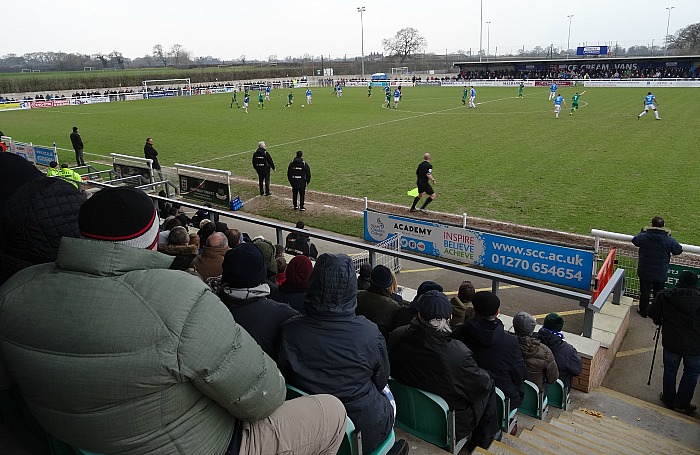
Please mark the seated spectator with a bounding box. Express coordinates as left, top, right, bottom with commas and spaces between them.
357, 263, 372, 291
450, 280, 476, 327
217, 242, 298, 360
284, 220, 319, 259
393, 280, 443, 329
512, 311, 559, 393
537, 313, 582, 391
389, 290, 501, 451
191, 202, 219, 227
270, 255, 313, 314
356, 265, 401, 339
197, 219, 216, 250
158, 225, 198, 270
59, 163, 82, 189
0, 186, 346, 455
452, 291, 527, 408
389, 269, 403, 306
279, 253, 395, 454
225, 228, 241, 247
46, 161, 61, 177
253, 237, 281, 292
276, 256, 287, 285
190, 231, 229, 280
158, 216, 182, 246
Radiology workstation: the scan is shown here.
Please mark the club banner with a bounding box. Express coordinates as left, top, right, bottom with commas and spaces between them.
9, 142, 35, 162
364, 210, 593, 290
179, 174, 231, 206
577, 46, 609, 56
33, 145, 57, 166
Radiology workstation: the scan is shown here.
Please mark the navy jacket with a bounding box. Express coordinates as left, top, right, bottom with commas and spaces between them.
278, 253, 393, 454
632, 227, 682, 282
649, 285, 700, 356
252, 147, 275, 175
389, 320, 497, 440
452, 315, 526, 408
536, 328, 582, 390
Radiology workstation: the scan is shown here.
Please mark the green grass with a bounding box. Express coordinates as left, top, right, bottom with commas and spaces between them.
2, 85, 697, 244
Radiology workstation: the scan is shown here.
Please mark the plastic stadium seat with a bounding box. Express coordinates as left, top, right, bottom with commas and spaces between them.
494, 387, 518, 434
387, 378, 467, 455
519, 380, 548, 419
546, 378, 570, 410
286, 383, 395, 455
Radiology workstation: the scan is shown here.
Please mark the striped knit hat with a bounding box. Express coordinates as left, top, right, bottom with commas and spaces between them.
79, 187, 159, 250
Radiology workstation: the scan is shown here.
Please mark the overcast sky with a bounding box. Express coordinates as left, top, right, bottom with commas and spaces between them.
5, 0, 698, 60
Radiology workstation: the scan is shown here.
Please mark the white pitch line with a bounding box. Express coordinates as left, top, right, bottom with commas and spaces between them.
189, 104, 465, 166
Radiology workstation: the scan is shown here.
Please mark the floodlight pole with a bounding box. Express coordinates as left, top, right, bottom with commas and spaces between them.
567, 15, 574, 58
664, 6, 674, 56
358, 7, 366, 77
486, 21, 491, 62
479, 0, 483, 62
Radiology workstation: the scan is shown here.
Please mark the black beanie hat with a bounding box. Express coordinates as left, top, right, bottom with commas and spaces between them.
221, 242, 266, 288
543, 313, 565, 332
678, 270, 698, 288
79, 187, 159, 249
472, 291, 501, 317
370, 265, 393, 289
419, 290, 452, 321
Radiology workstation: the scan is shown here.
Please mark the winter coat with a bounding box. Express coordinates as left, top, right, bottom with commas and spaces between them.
0, 237, 284, 455
537, 328, 583, 390
70, 131, 83, 150
218, 285, 298, 361
452, 315, 526, 408
287, 156, 311, 189
143, 142, 161, 169
648, 284, 700, 356
278, 253, 393, 454
515, 335, 559, 392
356, 286, 401, 340
632, 227, 682, 282
450, 296, 475, 328
269, 287, 307, 314
191, 245, 228, 280
388, 320, 496, 440
157, 243, 198, 270
252, 147, 275, 175
0, 177, 85, 286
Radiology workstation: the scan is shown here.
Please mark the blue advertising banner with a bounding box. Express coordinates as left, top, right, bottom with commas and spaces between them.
576, 46, 608, 56
364, 211, 593, 290
33, 145, 56, 166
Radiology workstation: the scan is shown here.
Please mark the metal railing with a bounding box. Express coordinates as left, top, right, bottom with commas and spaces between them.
591, 229, 700, 297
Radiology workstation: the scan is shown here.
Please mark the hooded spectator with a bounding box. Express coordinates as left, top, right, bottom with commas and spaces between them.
356, 265, 401, 340
270, 255, 314, 313
512, 311, 559, 393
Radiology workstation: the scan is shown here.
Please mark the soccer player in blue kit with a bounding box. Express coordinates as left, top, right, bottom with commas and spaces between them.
393, 87, 402, 109
306, 88, 313, 105
265, 85, 271, 100
468, 86, 477, 108
553, 93, 566, 119
638, 92, 660, 120
549, 82, 558, 100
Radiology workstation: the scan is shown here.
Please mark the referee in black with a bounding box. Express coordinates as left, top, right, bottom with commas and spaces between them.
410, 153, 437, 213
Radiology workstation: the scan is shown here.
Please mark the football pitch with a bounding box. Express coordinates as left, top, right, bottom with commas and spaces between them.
2, 85, 697, 244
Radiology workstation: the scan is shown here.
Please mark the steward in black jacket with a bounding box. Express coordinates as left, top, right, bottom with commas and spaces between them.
287, 150, 311, 210
252, 141, 275, 196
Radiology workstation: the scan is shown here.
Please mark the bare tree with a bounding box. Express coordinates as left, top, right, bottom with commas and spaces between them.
670, 22, 700, 54
268, 54, 277, 62
109, 51, 125, 69
382, 27, 427, 63
153, 44, 167, 66
240, 54, 247, 64
169, 44, 190, 66
92, 53, 108, 69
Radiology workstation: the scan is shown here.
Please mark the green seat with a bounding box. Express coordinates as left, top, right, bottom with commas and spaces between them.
494, 387, 518, 434
519, 380, 548, 419
546, 379, 570, 410
286, 384, 395, 455
388, 377, 467, 455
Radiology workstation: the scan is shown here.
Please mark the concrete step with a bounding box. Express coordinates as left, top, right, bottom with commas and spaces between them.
517, 428, 590, 455
565, 409, 700, 455
529, 423, 607, 455
548, 416, 643, 455
476, 439, 526, 455
496, 433, 559, 455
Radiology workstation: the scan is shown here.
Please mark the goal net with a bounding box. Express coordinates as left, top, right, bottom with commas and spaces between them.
391, 67, 409, 75
142, 78, 192, 99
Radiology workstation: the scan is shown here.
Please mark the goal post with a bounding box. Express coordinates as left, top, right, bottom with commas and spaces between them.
391, 67, 409, 75
142, 78, 192, 99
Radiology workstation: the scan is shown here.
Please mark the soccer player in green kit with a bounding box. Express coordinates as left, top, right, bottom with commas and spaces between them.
570, 90, 586, 115
367, 83, 372, 97
230, 89, 239, 108
462, 86, 468, 105
518, 82, 524, 98
258, 91, 265, 109
285, 90, 294, 107
383, 89, 392, 108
